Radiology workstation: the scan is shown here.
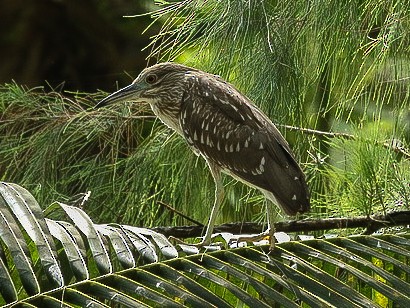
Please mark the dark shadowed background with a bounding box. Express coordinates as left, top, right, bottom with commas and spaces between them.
0, 0, 156, 91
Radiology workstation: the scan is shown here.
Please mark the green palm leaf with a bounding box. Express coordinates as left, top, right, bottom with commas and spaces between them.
0, 182, 409, 307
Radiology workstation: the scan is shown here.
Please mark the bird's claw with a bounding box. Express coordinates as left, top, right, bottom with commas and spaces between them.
169, 236, 223, 250
231, 228, 276, 250
170, 229, 276, 251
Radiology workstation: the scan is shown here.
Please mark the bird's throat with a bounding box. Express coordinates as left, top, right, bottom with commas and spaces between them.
149, 102, 183, 135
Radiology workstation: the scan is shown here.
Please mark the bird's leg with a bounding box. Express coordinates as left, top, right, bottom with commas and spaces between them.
197, 162, 223, 246
169, 162, 223, 248
266, 200, 277, 250
234, 200, 277, 250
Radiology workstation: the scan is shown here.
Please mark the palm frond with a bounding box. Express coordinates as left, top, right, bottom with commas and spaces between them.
0, 182, 409, 306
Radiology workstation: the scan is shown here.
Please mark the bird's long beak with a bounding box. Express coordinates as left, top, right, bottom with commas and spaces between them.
95, 83, 143, 109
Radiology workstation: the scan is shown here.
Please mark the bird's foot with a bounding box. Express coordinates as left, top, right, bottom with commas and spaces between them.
170, 229, 276, 251
232, 228, 276, 250
169, 236, 222, 251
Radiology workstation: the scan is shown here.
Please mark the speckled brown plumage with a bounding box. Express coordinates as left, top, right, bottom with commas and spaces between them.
96, 62, 310, 247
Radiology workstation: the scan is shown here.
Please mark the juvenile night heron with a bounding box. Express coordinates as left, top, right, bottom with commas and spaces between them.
96, 62, 310, 248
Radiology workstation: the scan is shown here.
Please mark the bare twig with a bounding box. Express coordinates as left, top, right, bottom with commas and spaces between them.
281, 124, 355, 139
158, 200, 204, 226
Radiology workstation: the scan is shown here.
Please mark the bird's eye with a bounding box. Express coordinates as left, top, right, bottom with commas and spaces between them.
145, 74, 158, 84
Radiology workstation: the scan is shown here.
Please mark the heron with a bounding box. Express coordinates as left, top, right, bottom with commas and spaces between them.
95, 62, 310, 248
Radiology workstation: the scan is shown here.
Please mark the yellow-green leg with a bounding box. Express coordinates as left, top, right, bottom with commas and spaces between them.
198, 161, 224, 246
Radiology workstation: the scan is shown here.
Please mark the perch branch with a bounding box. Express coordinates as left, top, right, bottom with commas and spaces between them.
151, 211, 410, 239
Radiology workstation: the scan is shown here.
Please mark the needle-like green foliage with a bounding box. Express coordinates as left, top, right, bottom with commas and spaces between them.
0, 1, 409, 234
0, 83, 258, 226
144, 0, 410, 222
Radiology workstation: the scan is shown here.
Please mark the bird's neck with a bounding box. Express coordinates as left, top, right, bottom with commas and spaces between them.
149, 101, 183, 135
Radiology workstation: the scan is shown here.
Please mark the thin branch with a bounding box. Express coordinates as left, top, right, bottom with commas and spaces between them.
280, 124, 355, 139
280, 124, 410, 159
158, 200, 204, 226
151, 211, 410, 239
381, 140, 410, 160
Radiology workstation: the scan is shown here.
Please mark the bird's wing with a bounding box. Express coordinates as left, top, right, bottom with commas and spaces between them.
180, 74, 310, 215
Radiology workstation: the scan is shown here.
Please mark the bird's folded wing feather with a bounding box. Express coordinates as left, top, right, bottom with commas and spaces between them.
179, 74, 310, 215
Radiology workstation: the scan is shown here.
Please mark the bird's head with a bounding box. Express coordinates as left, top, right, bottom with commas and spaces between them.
95, 62, 193, 109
